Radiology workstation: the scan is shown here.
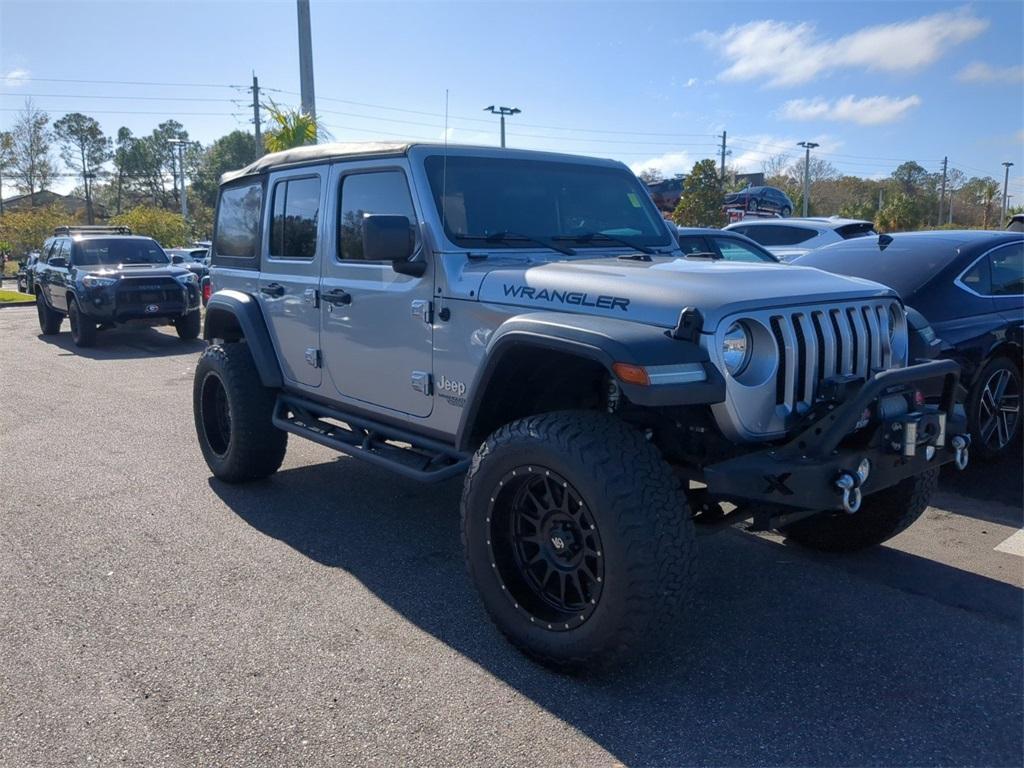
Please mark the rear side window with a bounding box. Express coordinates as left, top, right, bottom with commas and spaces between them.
269, 176, 321, 259
989, 242, 1024, 296
338, 171, 417, 261
710, 235, 776, 263
214, 182, 263, 262
677, 235, 711, 255
742, 225, 818, 247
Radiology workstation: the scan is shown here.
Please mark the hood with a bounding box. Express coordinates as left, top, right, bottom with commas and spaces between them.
74, 263, 191, 278
476, 255, 896, 331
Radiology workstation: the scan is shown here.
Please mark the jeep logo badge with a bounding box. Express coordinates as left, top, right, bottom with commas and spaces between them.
145, 304, 159, 313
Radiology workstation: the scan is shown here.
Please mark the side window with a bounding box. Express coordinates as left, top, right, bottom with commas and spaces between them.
213, 182, 263, 262
677, 235, 711, 255
989, 242, 1024, 296
338, 170, 417, 261
710, 236, 775, 263
40, 241, 54, 263
743, 225, 817, 247
269, 176, 321, 259
57, 240, 71, 264
960, 257, 991, 295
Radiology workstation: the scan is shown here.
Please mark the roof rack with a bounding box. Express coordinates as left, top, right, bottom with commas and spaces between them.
53, 225, 132, 236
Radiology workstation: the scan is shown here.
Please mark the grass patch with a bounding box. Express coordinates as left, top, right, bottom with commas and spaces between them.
0, 289, 32, 303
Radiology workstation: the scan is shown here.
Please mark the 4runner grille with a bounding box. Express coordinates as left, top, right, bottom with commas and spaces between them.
710, 299, 907, 441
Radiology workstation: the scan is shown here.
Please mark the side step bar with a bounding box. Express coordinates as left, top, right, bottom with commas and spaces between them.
272, 393, 470, 483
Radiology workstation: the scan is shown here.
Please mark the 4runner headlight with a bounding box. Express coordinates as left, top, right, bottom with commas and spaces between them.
176, 272, 199, 285
82, 274, 117, 288
722, 322, 751, 376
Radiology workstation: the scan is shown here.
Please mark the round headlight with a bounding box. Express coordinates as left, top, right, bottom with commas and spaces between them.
722, 322, 751, 376
888, 304, 901, 342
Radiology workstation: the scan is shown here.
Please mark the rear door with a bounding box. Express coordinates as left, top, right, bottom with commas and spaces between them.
257, 168, 326, 388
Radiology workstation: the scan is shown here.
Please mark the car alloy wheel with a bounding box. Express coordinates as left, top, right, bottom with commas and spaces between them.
977, 365, 1021, 451
487, 466, 604, 631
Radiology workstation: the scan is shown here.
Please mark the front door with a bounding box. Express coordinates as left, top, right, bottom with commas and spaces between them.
320, 162, 434, 418
257, 169, 325, 388
47, 238, 71, 312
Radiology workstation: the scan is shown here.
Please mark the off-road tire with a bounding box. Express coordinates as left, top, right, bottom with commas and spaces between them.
966, 356, 1021, 461
193, 342, 287, 483
780, 469, 938, 552
461, 410, 697, 671
175, 309, 201, 341
36, 291, 62, 335
68, 299, 97, 348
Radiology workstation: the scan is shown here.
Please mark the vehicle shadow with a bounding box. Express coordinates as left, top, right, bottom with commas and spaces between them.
210, 460, 1023, 767
36, 327, 205, 360
938, 442, 1023, 523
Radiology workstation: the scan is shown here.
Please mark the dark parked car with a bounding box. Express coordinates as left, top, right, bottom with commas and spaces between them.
798, 231, 1023, 459
675, 226, 779, 262
16, 252, 40, 294
724, 185, 793, 217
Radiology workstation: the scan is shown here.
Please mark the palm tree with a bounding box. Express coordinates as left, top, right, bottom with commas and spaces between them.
981, 179, 1001, 229
262, 99, 329, 152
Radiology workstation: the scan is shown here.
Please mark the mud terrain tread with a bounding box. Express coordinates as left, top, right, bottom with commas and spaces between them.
193, 342, 287, 483
461, 410, 697, 669
781, 468, 938, 552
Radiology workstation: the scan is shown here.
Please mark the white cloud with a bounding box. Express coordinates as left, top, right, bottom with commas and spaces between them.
724, 134, 843, 173
957, 62, 1024, 83
779, 95, 922, 126
3, 68, 29, 87
698, 7, 988, 87
683, 78, 698, 88
629, 151, 693, 179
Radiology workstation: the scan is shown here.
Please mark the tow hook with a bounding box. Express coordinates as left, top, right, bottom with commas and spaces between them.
835, 458, 871, 514
952, 434, 971, 471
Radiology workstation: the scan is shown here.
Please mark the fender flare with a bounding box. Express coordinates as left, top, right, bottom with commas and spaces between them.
454, 312, 725, 452
203, 290, 282, 388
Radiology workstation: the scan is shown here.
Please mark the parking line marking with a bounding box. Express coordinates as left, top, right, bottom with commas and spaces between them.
994, 529, 1024, 558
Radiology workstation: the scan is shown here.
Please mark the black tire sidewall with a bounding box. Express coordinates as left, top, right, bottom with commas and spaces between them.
69, 299, 96, 347
176, 310, 201, 340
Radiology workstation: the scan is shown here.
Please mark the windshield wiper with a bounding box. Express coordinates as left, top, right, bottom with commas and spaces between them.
553, 232, 655, 255
460, 232, 576, 256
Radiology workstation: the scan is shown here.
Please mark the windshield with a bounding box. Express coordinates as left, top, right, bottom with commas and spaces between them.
73, 238, 169, 266
424, 155, 671, 250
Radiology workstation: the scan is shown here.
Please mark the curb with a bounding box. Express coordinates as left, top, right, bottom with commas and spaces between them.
0, 299, 35, 308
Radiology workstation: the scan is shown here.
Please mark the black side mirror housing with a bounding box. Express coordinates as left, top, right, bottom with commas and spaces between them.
171, 254, 184, 264
362, 214, 425, 277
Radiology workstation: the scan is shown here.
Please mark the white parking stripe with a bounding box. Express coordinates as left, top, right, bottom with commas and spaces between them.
994, 529, 1024, 557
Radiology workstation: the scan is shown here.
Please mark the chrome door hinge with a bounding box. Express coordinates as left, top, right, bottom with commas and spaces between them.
411, 299, 432, 324
410, 371, 432, 396
303, 287, 319, 307
304, 347, 321, 368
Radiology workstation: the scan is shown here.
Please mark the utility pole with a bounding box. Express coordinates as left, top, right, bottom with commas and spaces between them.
1001, 161, 1014, 226
83, 171, 96, 225
878, 188, 884, 212
296, 0, 317, 127
938, 156, 947, 225
719, 130, 727, 182
251, 73, 262, 155
168, 139, 188, 221
484, 106, 521, 148
797, 141, 819, 216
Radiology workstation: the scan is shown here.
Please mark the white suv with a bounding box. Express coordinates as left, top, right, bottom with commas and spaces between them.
725, 217, 875, 261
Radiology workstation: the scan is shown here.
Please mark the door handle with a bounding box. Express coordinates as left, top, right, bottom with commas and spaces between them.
323, 288, 352, 306
260, 283, 285, 298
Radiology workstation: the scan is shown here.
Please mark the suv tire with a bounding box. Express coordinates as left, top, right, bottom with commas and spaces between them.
193, 342, 287, 483
966, 356, 1021, 460
36, 292, 63, 335
175, 310, 201, 341
69, 299, 98, 348
461, 410, 697, 670
780, 468, 938, 552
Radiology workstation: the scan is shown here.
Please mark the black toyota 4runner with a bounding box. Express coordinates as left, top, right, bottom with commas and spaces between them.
34, 226, 202, 347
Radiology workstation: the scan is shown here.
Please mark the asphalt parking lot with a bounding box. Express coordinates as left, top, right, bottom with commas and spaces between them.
1, 305, 1021, 768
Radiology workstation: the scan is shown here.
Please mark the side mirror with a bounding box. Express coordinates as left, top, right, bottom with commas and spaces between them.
48, 257, 67, 269
171, 254, 184, 264
362, 214, 424, 276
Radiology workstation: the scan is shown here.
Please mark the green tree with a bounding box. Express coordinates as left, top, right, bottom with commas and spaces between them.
672, 159, 725, 227
110, 205, 189, 247
111, 127, 134, 214
263, 99, 328, 151
53, 113, 112, 224
0, 130, 14, 213
10, 99, 56, 203
0, 204, 73, 256
980, 178, 1001, 228
876, 191, 918, 232
192, 130, 259, 208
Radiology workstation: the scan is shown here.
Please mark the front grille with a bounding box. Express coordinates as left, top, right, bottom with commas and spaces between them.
769, 302, 897, 416
116, 278, 183, 307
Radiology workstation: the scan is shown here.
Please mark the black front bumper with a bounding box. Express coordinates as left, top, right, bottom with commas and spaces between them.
79, 282, 200, 323
703, 360, 967, 512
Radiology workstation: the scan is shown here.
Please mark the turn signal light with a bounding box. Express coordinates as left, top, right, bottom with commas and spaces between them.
612, 363, 650, 386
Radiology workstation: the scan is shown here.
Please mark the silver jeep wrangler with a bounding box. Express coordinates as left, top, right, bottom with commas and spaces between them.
194, 143, 969, 669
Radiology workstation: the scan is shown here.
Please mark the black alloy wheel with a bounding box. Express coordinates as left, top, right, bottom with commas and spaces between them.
488, 466, 604, 630
973, 359, 1021, 456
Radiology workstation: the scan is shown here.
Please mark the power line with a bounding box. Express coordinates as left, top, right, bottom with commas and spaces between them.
7, 76, 240, 89
0, 107, 239, 116
0, 91, 237, 103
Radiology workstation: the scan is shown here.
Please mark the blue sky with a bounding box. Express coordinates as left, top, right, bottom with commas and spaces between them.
1, 0, 1022, 199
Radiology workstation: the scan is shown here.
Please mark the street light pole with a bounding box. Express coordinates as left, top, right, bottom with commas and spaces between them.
1001, 161, 1014, 226
797, 141, 819, 217
296, 0, 317, 126
483, 105, 521, 148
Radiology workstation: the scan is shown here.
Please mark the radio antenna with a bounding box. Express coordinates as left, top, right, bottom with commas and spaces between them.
442, 88, 449, 233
